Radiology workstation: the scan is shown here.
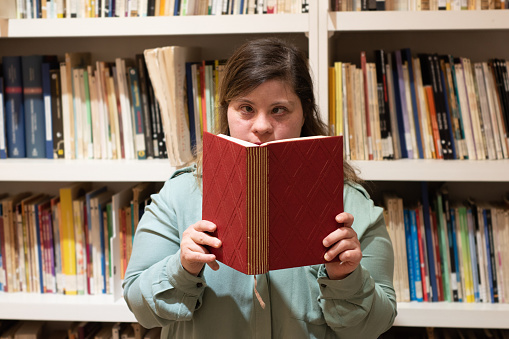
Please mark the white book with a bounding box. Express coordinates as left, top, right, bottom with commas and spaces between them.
144, 46, 200, 166
483, 62, 507, 159
474, 63, 497, 160
454, 63, 476, 161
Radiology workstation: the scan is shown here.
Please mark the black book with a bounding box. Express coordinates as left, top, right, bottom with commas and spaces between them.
135, 54, 155, 159
374, 49, 394, 159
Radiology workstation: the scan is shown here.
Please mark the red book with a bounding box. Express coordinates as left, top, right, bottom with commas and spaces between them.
202, 132, 344, 275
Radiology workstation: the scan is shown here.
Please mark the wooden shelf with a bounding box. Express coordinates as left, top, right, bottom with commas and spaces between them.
0, 14, 309, 38
329, 10, 509, 32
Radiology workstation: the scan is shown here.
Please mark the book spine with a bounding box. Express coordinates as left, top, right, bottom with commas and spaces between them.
404, 48, 424, 159
128, 67, 147, 160
21, 55, 46, 158
0, 77, 6, 159
42, 63, 54, 159
246, 146, 269, 275
2, 56, 26, 158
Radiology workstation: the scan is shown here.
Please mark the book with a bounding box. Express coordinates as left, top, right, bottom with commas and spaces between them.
202, 132, 344, 275
143, 46, 200, 166
0, 75, 7, 159
59, 182, 91, 295
2, 56, 26, 158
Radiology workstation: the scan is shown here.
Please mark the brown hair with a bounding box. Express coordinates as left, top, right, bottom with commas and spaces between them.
196, 37, 362, 185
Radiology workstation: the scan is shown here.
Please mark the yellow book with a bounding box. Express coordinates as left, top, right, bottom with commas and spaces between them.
328, 67, 335, 135
334, 61, 343, 137
59, 183, 91, 295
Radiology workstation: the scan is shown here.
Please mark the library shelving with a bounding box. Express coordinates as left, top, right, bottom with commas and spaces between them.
1, 2, 509, 331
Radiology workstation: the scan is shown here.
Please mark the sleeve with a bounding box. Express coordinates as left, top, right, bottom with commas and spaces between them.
122, 176, 207, 328
316, 184, 397, 339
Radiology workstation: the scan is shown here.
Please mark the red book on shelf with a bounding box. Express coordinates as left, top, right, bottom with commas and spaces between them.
202, 132, 344, 275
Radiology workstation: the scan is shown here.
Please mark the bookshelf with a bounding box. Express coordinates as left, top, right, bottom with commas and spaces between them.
317, 1, 509, 331
1, 2, 509, 331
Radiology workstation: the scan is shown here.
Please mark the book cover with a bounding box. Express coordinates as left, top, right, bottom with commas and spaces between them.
2, 56, 26, 158
202, 132, 344, 275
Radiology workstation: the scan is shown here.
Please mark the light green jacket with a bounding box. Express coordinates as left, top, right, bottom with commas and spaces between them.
123, 167, 397, 339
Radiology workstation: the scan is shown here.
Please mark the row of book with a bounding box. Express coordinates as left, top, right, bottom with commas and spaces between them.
328, 50, 509, 161
0, 320, 159, 339
0, 52, 168, 161
14, 0, 309, 19
0, 182, 161, 295
0, 47, 226, 166
331, 0, 509, 11
384, 186, 509, 304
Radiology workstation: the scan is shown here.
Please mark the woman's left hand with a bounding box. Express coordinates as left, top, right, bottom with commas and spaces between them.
322, 212, 362, 280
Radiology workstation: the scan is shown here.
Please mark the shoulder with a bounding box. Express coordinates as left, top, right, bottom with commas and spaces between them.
159, 165, 200, 199
344, 182, 384, 236
344, 182, 372, 203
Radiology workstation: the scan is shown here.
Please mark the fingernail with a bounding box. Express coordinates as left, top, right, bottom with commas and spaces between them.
324, 253, 330, 261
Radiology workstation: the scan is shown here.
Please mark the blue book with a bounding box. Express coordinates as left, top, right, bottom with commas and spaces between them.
41, 62, 54, 159
21, 55, 46, 158
403, 48, 424, 159
421, 182, 438, 302
449, 207, 462, 302
404, 209, 416, 301
185, 62, 197, 154
391, 53, 408, 158
466, 208, 480, 302
484, 209, 499, 303
409, 209, 423, 302
0, 77, 7, 159
394, 50, 414, 159
2, 56, 26, 158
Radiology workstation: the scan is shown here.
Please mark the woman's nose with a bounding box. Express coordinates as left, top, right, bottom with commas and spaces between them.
251, 113, 273, 135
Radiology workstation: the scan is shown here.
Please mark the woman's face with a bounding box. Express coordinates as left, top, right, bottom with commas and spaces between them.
227, 79, 305, 144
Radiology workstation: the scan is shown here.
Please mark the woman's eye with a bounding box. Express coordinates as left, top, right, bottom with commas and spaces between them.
240, 105, 254, 113
272, 107, 287, 114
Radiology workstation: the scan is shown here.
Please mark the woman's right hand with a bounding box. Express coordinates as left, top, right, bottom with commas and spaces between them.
180, 220, 222, 276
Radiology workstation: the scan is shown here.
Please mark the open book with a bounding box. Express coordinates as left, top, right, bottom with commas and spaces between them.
202, 132, 344, 275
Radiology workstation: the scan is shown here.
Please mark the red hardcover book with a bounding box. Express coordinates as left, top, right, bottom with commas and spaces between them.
202, 132, 344, 275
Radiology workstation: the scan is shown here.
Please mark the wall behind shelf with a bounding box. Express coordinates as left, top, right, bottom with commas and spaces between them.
0, 33, 309, 62
329, 30, 509, 65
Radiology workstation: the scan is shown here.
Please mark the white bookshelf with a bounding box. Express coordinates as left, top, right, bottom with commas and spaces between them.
0, 159, 175, 182
1, 3, 509, 331
352, 159, 509, 182
329, 10, 509, 31
395, 302, 509, 328
0, 293, 136, 323
0, 14, 310, 38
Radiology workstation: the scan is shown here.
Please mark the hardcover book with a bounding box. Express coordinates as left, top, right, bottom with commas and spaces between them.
202, 132, 344, 275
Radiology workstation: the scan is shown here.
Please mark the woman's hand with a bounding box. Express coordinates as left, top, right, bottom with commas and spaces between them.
323, 212, 362, 280
180, 220, 222, 276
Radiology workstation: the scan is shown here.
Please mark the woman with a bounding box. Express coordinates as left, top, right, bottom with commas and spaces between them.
123, 37, 397, 339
